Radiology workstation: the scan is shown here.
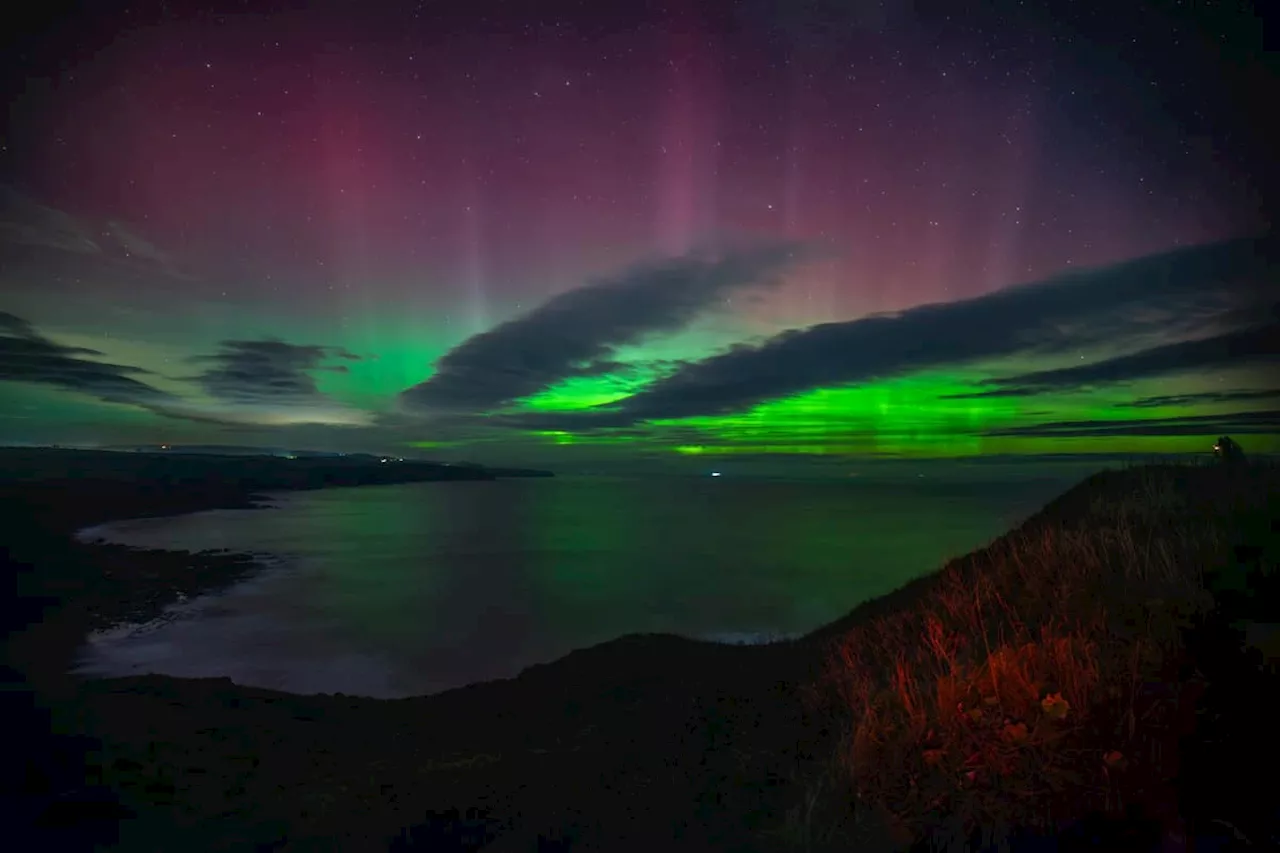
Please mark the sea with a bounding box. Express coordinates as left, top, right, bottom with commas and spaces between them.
72, 463, 1101, 698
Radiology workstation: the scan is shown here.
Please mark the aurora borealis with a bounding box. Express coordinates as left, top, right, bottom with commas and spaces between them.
1, 0, 1275, 465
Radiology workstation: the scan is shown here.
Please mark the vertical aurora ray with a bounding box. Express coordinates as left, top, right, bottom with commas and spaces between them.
316, 67, 377, 371
461, 164, 490, 336
982, 89, 1043, 290
653, 5, 721, 257
654, 53, 696, 255
781, 56, 804, 240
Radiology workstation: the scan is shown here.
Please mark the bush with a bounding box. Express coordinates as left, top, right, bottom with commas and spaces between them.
811, 462, 1274, 850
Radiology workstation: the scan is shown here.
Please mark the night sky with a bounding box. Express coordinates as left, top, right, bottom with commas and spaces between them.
1, 0, 1275, 465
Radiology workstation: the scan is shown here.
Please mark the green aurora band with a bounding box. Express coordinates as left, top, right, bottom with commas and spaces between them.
2, 239, 1275, 461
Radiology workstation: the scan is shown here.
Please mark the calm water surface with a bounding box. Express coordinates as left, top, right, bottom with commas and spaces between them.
74, 471, 1086, 697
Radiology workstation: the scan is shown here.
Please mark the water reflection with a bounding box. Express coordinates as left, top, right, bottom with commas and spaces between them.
74, 472, 1080, 697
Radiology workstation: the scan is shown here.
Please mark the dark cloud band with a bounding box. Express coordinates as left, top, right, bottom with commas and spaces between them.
983, 410, 1280, 438
545, 236, 1273, 426
951, 314, 1280, 399
398, 242, 810, 415
191, 339, 362, 407
0, 310, 175, 407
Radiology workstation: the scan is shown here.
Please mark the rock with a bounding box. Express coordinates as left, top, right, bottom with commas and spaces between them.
1213, 436, 1246, 466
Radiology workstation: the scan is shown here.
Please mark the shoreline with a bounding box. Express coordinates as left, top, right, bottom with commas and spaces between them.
0, 449, 549, 691
60, 489, 816, 699
52, 474, 1048, 700
5, 452, 1277, 851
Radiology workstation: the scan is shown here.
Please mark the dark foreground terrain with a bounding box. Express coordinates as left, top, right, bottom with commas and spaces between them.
2, 450, 1277, 851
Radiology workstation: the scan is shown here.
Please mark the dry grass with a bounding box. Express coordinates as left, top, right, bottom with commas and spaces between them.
808, 460, 1274, 851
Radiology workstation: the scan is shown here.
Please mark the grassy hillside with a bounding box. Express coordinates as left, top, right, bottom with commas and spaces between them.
795, 460, 1279, 851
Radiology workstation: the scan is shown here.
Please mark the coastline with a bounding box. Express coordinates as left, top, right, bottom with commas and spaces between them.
72, 494, 287, 545
55, 486, 819, 697
4, 453, 1277, 851
0, 449, 546, 695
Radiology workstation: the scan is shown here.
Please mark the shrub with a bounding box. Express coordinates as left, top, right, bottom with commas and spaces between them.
813, 463, 1266, 850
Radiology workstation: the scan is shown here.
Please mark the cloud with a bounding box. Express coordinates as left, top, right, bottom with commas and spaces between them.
0, 186, 194, 288
0, 322, 382, 430
0, 310, 176, 406
191, 339, 362, 407
0, 186, 102, 255
399, 242, 809, 415
983, 410, 1280, 438
1120, 389, 1280, 408
949, 314, 1280, 398
0, 311, 38, 338
538, 236, 1271, 427
100, 220, 178, 266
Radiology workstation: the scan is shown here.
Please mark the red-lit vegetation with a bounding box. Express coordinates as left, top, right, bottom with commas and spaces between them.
800, 460, 1278, 850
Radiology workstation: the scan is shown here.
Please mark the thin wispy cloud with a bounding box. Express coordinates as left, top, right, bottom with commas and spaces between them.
951, 313, 1279, 399
984, 410, 1280, 438
0, 186, 192, 279
1119, 389, 1280, 408
0, 186, 102, 255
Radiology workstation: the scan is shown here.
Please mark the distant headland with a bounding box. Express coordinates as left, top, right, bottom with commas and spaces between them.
0, 446, 552, 536
0, 445, 552, 485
